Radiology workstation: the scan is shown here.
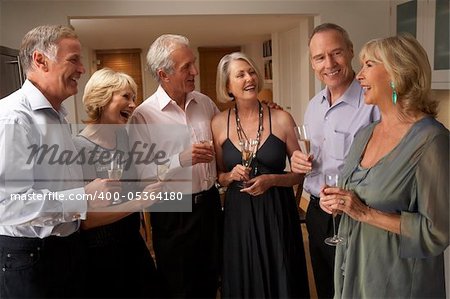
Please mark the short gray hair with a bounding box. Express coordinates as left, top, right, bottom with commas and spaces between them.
216, 52, 263, 103
19, 24, 78, 75
308, 23, 353, 50
146, 34, 190, 82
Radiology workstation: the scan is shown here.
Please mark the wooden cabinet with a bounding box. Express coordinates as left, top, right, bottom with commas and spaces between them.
391, 0, 449, 89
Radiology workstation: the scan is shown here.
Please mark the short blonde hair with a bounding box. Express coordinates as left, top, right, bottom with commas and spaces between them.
82, 68, 137, 124
216, 52, 263, 103
359, 34, 438, 117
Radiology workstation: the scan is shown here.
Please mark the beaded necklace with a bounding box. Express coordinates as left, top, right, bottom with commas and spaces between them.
234, 101, 264, 171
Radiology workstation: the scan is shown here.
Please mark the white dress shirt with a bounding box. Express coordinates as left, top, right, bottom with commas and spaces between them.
0, 80, 87, 238
128, 85, 219, 194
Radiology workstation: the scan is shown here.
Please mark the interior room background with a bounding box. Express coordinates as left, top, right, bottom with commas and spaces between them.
1, 2, 448, 298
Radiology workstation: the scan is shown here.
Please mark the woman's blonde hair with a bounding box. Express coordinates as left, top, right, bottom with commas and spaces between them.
82, 68, 137, 124
216, 52, 263, 103
359, 33, 438, 117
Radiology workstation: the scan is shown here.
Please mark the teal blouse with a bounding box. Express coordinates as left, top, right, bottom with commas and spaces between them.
335, 117, 449, 298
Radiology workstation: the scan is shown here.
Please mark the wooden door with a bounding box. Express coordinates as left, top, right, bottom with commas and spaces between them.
95, 49, 144, 105
198, 46, 240, 111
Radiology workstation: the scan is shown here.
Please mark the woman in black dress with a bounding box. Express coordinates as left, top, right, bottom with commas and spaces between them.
211, 52, 310, 298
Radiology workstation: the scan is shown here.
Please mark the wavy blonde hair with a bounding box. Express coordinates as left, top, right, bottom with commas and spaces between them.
82, 68, 137, 124
359, 33, 438, 117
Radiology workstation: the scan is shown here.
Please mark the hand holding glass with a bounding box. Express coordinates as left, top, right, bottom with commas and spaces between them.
324, 173, 345, 246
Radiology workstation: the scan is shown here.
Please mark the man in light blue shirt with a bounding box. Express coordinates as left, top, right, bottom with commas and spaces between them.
0, 25, 116, 298
291, 23, 379, 298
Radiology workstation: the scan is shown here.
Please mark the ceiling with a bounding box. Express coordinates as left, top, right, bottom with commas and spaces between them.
70, 14, 307, 50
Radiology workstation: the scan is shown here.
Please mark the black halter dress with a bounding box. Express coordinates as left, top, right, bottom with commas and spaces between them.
221, 107, 310, 298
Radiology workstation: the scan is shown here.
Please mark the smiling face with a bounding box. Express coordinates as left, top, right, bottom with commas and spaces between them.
309, 30, 354, 95
44, 37, 85, 104
227, 59, 259, 102
357, 58, 391, 106
161, 45, 198, 101
99, 86, 136, 125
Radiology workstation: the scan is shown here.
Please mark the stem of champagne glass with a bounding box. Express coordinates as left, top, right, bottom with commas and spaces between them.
332, 215, 337, 238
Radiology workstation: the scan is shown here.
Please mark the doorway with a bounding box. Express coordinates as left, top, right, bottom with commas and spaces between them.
95, 49, 144, 105
0, 46, 24, 99
198, 46, 240, 111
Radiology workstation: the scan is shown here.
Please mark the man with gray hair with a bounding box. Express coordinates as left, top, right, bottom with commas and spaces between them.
129, 34, 222, 298
0, 24, 116, 298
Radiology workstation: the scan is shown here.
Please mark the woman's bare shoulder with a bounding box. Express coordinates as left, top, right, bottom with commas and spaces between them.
269, 106, 296, 127
211, 109, 230, 130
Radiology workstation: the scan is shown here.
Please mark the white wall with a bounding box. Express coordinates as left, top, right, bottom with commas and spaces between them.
1, 1, 390, 51
0, 0, 390, 120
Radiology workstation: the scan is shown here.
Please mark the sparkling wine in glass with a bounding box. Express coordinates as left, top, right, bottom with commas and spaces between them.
108, 156, 123, 180
295, 125, 311, 154
324, 172, 345, 246
294, 125, 312, 175
239, 139, 257, 188
108, 155, 123, 204
156, 161, 170, 182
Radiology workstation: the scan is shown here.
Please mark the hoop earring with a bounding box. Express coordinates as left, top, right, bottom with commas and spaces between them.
390, 81, 397, 105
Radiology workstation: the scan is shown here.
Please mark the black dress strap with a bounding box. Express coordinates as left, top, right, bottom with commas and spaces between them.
227, 108, 232, 138
268, 106, 272, 134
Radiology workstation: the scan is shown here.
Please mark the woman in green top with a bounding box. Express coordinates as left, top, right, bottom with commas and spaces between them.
320, 34, 449, 298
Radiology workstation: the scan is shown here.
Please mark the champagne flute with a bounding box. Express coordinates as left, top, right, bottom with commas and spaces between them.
199, 138, 216, 184
294, 125, 312, 175
324, 172, 345, 246
239, 139, 257, 188
156, 161, 170, 182
108, 155, 123, 205
192, 124, 216, 184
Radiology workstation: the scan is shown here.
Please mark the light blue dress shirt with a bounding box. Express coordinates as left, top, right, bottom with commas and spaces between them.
303, 79, 380, 197
0, 80, 87, 238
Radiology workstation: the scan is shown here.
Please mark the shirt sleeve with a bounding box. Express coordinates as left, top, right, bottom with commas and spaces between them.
400, 131, 449, 258
0, 119, 87, 227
